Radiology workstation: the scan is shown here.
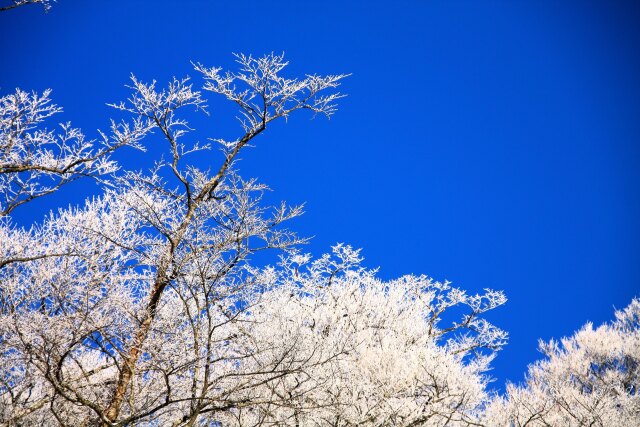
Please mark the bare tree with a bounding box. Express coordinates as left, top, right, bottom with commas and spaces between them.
0, 52, 512, 427
0, 53, 348, 426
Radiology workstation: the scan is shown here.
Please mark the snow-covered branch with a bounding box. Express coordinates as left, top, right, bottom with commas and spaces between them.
0, 0, 54, 13
0, 89, 149, 215
484, 299, 640, 427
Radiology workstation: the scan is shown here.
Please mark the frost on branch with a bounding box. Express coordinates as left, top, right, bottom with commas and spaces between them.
0, 54, 349, 426
0, 0, 54, 12
484, 299, 640, 426
194, 53, 347, 147
0, 89, 149, 215
6, 49, 636, 427
219, 245, 508, 426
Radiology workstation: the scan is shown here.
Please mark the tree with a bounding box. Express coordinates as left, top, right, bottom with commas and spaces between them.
3, 7, 637, 427
0, 53, 512, 426
0, 53, 343, 426
483, 299, 640, 427
217, 246, 507, 426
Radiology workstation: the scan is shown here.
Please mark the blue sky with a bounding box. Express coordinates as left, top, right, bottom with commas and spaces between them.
2, 0, 639, 391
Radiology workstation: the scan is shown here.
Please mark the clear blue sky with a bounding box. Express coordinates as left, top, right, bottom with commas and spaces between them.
2, 0, 639, 391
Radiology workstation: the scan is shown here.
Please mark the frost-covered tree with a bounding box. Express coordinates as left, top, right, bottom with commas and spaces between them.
484, 299, 640, 427
219, 246, 507, 426
0, 52, 512, 426
0, 53, 345, 426
4, 7, 635, 426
